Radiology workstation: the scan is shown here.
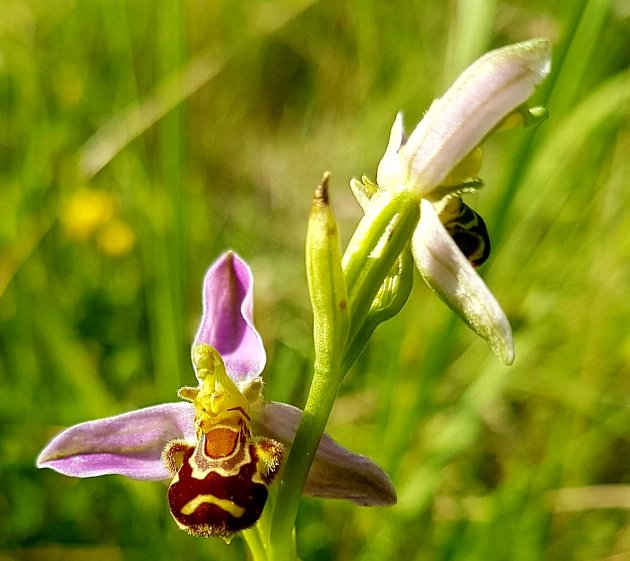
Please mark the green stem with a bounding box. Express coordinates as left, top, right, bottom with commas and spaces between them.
242, 526, 267, 561
268, 364, 342, 558
342, 247, 414, 372
269, 175, 346, 559
268, 186, 420, 557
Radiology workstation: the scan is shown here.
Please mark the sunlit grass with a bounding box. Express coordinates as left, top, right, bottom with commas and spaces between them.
2, 1, 629, 560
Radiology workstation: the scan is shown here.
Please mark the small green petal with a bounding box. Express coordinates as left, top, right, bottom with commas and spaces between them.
349, 176, 378, 212
496, 104, 549, 131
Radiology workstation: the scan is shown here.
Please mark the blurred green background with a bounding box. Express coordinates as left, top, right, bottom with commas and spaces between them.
2, 0, 630, 559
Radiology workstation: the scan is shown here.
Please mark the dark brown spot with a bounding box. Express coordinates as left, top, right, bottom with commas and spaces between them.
313, 172, 331, 206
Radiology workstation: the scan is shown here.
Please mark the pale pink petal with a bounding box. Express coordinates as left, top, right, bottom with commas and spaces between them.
254, 402, 396, 506
37, 403, 195, 481
403, 39, 551, 195
376, 112, 407, 191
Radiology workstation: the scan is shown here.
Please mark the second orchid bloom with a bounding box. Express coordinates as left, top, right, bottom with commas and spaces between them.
345, 38, 551, 365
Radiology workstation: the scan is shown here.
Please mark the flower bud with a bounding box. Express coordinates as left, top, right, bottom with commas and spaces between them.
305, 173, 350, 372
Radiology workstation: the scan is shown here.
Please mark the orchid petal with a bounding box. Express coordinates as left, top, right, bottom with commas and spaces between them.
254, 402, 396, 506
412, 199, 514, 364
194, 251, 266, 384
402, 38, 551, 195
349, 177, 376, 212
37, 403, 195, 481
376, 112, 406, 191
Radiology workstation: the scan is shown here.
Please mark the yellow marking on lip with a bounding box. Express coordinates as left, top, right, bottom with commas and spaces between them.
181, 494, 246, 518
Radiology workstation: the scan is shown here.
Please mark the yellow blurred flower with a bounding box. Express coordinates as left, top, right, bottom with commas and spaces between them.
96, 219, 136, 257
60, 190, 117, 240
60, 189, 135, 256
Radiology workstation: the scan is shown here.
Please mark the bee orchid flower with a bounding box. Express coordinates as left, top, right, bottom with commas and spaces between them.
37, 252, 396, 540
356, 39, 551, 365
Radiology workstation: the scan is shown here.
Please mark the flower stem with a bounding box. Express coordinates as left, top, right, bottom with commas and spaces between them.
242, 526, 267, 561
268, 363, 342, 558
268, 184, 420, 557
269, 173, 347, 557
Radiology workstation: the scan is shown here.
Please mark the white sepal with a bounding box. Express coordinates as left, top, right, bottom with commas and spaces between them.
412, 199, 514, 364
403, 38, 551, 195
